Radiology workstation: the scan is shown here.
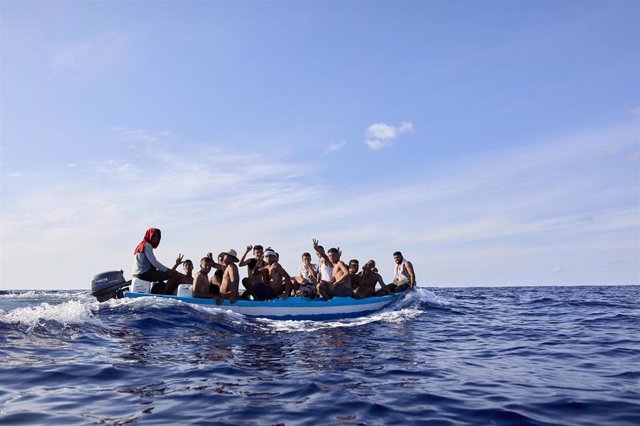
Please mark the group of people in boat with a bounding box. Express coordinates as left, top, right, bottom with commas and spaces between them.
132, 228, 416, 303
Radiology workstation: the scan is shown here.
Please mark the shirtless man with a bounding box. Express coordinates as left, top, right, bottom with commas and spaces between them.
251, 249, 292, 300
390, 251, 416, 292
165, 254, 193, 294
192, 257, 220, 300
313, 239, 352, 300
164, 254, 195, 295
219, 249, 240, 303
181, 259, 194, 282
238, 244, 266, 300
355, 260, 391, 299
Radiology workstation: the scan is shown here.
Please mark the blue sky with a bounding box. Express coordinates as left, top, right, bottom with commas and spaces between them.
1, 0, 638, 290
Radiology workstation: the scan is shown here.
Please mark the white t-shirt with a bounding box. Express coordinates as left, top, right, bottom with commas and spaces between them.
132, 243, 169, 275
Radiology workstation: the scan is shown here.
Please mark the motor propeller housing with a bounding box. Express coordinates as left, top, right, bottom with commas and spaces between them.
91, 270, 129, 302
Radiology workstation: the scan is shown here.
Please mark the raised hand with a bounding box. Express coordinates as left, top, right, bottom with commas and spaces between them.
312, 238, 320, 249
175, 253, 184, 265
246, 245, 253, 252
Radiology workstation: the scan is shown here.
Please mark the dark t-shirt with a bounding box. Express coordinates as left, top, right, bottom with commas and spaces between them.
350, 273, 362, 289
247, 258, 258, 270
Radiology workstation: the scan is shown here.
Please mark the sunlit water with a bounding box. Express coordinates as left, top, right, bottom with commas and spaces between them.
1, 286, 638, 425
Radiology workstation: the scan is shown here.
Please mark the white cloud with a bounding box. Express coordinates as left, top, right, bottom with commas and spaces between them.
96, 160, 140, 180
52, 33, 129, 74
365, 121, 413, 150
8, 172, 25, 178
398, 121, 414, 134
366, 123, 397, 140
552, 265, 564, 273
324, 140, 346, 154
366, 139, 387, 150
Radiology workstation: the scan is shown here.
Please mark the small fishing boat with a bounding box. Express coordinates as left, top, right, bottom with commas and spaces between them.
123, 290, 405, 320
90, 270, 408, 320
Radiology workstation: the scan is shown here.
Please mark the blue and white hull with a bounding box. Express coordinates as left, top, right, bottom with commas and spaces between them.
123, 291, 403, 320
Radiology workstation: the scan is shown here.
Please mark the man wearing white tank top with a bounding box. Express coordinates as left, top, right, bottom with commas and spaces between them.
390, 251, 415, 292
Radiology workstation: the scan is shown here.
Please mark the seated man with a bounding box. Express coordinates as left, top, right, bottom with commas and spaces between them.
390, 251, 416, 292
131, 228, 185, 295
219, 249, 240, 303
238, 244, 266, 300
292, 252, 318, 298
192, 257, 221, 300
163, 255, 196, 295
313, 239, 352, 300
251, 249, 292, 300
315, 244, 333, 284
181, 259, 194, 282
355, 260, 391, 299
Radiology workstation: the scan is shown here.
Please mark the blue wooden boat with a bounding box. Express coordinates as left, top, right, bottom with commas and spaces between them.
123, 291, 407, 320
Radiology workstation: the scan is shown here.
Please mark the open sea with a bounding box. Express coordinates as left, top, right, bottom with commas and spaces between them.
0, 285, 638, 425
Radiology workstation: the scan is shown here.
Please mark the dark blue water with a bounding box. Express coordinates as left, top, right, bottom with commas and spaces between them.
1, 286, 638, 425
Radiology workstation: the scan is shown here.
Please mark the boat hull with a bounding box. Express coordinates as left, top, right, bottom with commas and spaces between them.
123, 291, 400, 320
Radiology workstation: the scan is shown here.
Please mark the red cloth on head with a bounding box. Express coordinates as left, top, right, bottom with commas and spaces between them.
134, 228, 161, 254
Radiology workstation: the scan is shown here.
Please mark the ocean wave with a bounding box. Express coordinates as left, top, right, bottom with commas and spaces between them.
0, 290, 87, 300
1, 299, 101, 329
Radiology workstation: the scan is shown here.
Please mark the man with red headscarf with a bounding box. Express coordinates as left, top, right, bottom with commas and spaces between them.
132, 228, 182, 294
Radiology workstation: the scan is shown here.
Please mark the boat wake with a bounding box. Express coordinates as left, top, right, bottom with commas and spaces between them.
0, 287, 446, 337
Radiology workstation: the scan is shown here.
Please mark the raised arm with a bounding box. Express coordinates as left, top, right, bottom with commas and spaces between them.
171, 253, 184, 271
206, 252, 224, 270
238, 245, 253, 267
312, 239, 332, 265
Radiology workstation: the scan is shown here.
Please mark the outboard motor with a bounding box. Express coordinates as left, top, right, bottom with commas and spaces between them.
91, 270, 130, 302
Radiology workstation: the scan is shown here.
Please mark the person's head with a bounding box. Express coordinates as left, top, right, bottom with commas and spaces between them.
145, 228, 161, 248
200, 257, 212, 273
253, 245, 264, 259
393, 251, 403, 264
363, 259, 376, 272
327, 248, 340, 263
217, 253, 224, 263
348, 259, 359, 274
302, 252, 312, 265
222, 249, 239, 264
264, 249, 277, 265
315, 246, 324, 258
183, 259, 194, 274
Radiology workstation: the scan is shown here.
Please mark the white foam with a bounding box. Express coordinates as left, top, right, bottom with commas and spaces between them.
259, 306, 424, 333
258, 289, 444, 332
0, 290, 86, 300
413, 288, 448, 306
1, 299, 101, 328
